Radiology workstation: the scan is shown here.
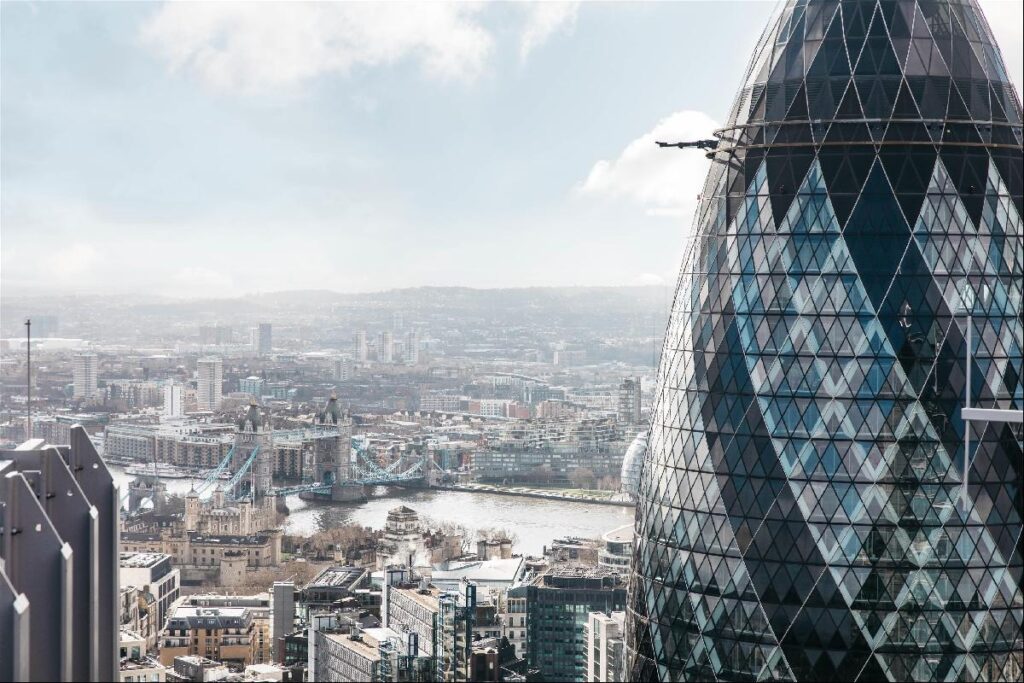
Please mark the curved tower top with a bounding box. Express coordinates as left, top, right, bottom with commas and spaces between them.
698, 0, 1021, 235
628, 0, 1022, 681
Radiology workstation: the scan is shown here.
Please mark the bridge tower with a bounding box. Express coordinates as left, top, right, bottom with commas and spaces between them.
313, 393, 350, 485
301, 393, 364, 502
234, 398, 274, 498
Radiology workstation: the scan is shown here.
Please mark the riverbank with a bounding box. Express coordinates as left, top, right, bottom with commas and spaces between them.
434, 482, 635, 507
110, 465, 633, 555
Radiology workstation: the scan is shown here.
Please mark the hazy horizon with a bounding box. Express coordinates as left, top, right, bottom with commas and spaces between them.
2, 281, 674, 304
3, 1, 1022, 298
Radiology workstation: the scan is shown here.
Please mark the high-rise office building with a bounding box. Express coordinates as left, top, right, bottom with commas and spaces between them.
628, 1, 1023, 681
196, 356, 223, 411
405, 330, 419, 365
354, 331, 368, 363
0, 428, 120, 681
257, 322, 272, 356
333, 356, 351, 381
164, 380, 183, 417
379, 331, 394, 363
72, 352, 98, 400
31, 314, 59, 338
272, 581, 295, 663
617, 377, 641, 424
510, 568, 627, 682
239, 375, 265, 397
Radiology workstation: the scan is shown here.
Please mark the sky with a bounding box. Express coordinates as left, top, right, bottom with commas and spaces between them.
2, 1, 1022, 299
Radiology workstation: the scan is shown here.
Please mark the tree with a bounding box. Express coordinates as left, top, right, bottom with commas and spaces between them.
421, 517, 472, 553
476, 526, 519, 546
569, 467, 596, 489
246, 559, 319, 589
525, 463, 554, 484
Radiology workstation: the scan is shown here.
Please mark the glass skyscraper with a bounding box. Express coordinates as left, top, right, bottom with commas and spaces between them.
627, 0, 1022, 681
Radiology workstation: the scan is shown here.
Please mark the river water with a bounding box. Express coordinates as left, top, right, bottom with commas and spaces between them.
111, 467, 635, 556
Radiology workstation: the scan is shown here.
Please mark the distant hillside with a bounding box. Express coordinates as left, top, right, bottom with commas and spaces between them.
1, 285, 673, 340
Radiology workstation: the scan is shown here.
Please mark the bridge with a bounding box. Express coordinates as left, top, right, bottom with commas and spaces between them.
266, 439, 432, 496
352, 452, 426, 486
195, 446, 236, 496
224, 445, 261, 500
236, 438, 430, 499
269, 481, 333, 496
123, 437, 434, 508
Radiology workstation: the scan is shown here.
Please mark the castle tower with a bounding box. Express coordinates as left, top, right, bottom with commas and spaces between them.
627, 1, 1023, 681
184, 489, 200, 532
239, 497, 253, 535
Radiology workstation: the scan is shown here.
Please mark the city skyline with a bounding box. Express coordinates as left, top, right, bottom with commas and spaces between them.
1, 1, 1022, 682
3, 1, 1021, 299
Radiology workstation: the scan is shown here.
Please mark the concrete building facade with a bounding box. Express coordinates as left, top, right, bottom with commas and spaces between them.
586, 611, 626, 683
73, 352, 99, 400
196, 357, 223, 411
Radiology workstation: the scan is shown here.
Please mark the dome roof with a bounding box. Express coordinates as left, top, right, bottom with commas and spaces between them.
619, 432, 647, 498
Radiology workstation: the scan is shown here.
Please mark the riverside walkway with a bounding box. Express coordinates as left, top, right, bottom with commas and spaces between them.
433, 481, 634, 507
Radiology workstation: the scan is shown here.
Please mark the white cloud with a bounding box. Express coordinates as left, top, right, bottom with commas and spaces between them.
979, 0, 1023, 92
45, 244, 99, 276
578, 110, 718, 219
519, 2, 579, 62
139, 2, 494, 94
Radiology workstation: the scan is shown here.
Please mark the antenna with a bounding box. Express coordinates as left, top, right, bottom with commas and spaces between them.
25, 319, 32, 439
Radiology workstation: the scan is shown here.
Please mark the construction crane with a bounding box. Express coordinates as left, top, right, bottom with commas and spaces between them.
655, 139, 719, 150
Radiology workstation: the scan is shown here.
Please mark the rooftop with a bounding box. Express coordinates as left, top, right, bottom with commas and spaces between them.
119, 628, 146, 644
432, 557, 525, 584
166, 605, 252, 629
174, 655, 223, 666
186, 592, 271, 608
550, 536, 600, 549
323, 630, 382, 660
602, 524, 634, 545
392, 584, 442, 612
545, 564, 624, 579
173, 605, 248, 618
307, 565, 364, 589
188, 532, 270, 545
534, 565, 627, 590
119, 656, 165, 672
119, 551, 169, 568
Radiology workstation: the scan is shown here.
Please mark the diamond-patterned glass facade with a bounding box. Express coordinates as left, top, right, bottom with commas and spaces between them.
627, 1, 1022, 680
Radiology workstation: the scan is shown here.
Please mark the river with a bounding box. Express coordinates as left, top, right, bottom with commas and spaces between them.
111, 467, 635, 556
